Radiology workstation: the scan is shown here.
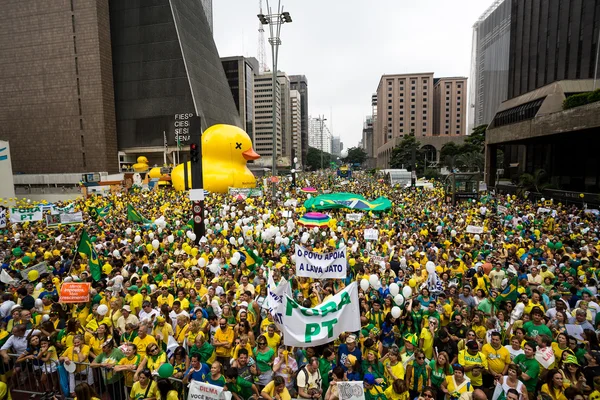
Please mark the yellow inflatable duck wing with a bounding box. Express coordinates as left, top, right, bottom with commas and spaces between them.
171, 124, 260, 193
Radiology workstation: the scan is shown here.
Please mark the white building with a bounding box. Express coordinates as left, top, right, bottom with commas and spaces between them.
308, 116, 332, 154
290, 90, 302, 159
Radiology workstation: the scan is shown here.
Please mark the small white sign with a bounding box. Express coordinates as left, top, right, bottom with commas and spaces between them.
189, 189, 205, 201
466, 225, 484, 234
364, 229, 379, 240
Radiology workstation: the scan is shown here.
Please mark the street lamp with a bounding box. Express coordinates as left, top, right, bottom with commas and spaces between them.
257, 1, 292, 199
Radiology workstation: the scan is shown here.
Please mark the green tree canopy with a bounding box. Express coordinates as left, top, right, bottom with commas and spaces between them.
390, 135, 424, 171
306, 147, 335, 171
343, 147, 367, 165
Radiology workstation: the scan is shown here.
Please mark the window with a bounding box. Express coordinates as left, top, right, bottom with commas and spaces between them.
411, 105, 415, 109
423, 116, 427, 120
400, 122, 404, 126
388, 80, 392, 85
423, 104, 427, 108
388, 112, 392, 115
388, 117, 392, 121
399, 117, 404, 120
446, 97, 450, 100
423, 98, 427, 102
411, 122, 415, 126
399, 92, 403, 97
457, 84, 462, 88
388, 87, 392, 91
411, 117, 415, 120
446, 91, 450, 95
458, 91, 461, 94
388, 106, 392, 109
400, 99, 404, 103
388, 93, 392, 97
411, 80, 416, 84
456, 130, 460, 134
400, 110, 404, 114
446, 108, 450, 112
388, 123, 392, 127
423, 85, 427, 90
423, 92, 427, 96
446, 114, 449, 117
457, 107, 460, 112
388, 99, 392, 103
411, 98, 415, 102
423, 110, 427, 114
411, 110, 415, 114
423, 122, 427, 126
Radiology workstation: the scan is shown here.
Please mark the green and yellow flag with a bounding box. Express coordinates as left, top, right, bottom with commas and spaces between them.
77, 230, 101, 281
494, 276, 518, 306
127, 204, 150, 223
96, 204, 112, 218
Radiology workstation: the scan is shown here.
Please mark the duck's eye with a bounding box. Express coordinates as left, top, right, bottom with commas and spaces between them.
235, 142, 242, 149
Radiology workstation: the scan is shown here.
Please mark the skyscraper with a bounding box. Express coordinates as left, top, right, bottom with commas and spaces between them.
221, 56, 259, 142
290, 90, 302, 159
289, 75, 309, 165
309, 117, 332, 154
469, 0, 511, 128
254, 73, 282, 162
0, 0, 240, 174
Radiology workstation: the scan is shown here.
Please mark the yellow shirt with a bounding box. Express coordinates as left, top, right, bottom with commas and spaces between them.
146, 352, 167, 373
458, 350, 488, 387
540, 383, 567, 400
419, 329, 434, 360
232, 343, 253, 360
214, 327, 234, 357
265, 332, 281, 352
130, 380, 158, 400
130, 293, 144, 314
62, 345, 91, 373
89, 335, 112, 357
444, 375, 473, 398
118, 354, 143, 387
133, 335, 157, 357
262, 380, 291, 400
157, 294, 174, 307
481, 344, 510, 375
383, 386, 409, 400
382, 359, 406, 381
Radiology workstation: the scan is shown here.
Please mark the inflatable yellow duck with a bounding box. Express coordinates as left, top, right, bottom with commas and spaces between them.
171, 124, 260, 193
132, 156, 149, 172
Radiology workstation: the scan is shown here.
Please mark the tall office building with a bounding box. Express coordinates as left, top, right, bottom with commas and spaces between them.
362, 116, 374, 158
200, 0, 213, 32
374, 73, 435, 152
290, 90, 302, 159
0, 0, 240, 174
289, 75, 309, 165
221, 56, 259, 141
309, 117, 332, 154
254, 73, 282, 161
331, 136, 342, 156
279, 74, 292, 162
469, 0, 511, 128
507, 0, 600, 99
433, 77, 468, 136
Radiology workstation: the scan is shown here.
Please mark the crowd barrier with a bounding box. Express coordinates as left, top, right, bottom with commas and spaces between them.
5, 354, 188, 400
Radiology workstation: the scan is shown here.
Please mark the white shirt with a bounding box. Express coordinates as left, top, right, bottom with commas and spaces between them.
139, 308, 160, 324
504, 345, 524, 361
1, 329, 40, 356
0, 301, 15, 319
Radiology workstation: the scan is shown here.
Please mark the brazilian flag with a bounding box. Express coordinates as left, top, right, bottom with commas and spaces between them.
77, 230, 101, 281
96, 204, 112, 218
239, 246, 263, 269
494, 276, 518, 306
127, 204, 151, 223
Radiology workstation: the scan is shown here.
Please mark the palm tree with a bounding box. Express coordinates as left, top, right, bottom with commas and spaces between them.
518, 169, 550, 194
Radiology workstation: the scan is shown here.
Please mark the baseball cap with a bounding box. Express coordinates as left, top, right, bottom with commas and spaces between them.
123, 305, 131, 312
239, 301, 248, 308
364, 374, 376, 385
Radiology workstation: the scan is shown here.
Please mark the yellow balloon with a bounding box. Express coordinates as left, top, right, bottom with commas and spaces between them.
281, 256, 288, 265
221, 229, 228, 237
191, 248, 199, 257
171, 124, 260, 193
409, 278, 416, 287
349, 258, 356, 267
146, 244, 153, 252
28, 270, 39, 282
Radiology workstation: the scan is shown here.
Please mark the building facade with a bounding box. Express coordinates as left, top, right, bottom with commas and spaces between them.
221, 56, 259, 142
0, 0, 240, 174
290, 90, 302, 158
433, 77, 468, 136
308, 116, 332, 154
469, 0, 511, 128
507, 0, 600, 99
289, 75, 309, 165
279, 74, 292, 162
331, 136, 341, 156
254, 73, 282, 161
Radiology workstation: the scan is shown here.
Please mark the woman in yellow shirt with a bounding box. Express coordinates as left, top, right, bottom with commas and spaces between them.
383, 379, 410, 400
174, 314, 190, 346
441, 365, 473, 400
59, 335, 93, 396
153, 316, 173, 351
156, 379, 179, 400
540, 369, 568, 400
88, 323, 112, 359
130, 369, 158, 400
114, 343, 144, 394
381, 347, 405, 382
137, 343, 167, 376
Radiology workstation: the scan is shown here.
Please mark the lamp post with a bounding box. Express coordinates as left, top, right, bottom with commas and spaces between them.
258, 1, 292, 199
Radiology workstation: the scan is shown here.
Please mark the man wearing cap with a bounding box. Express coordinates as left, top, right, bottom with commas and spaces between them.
458, 340, 488, 390
338, 334, 362, 371
513, 342, 540, 400
116, 305, 139, 336
126, 285, 143, 315
363, 373, 385, 400
523, 307, 553, 340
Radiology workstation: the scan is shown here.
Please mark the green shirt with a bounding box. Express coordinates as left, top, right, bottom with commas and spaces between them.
428, 359, 453, 387
523, 321, 553, 339
94, 348, 125, 384
477, 298, 493, 315
253, 348, 274, 373
227, 376, 254, 400
190, 342, 214, 364
513, 354, 540, 392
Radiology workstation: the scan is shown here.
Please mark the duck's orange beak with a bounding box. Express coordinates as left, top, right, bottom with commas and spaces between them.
242, 147, 260, 160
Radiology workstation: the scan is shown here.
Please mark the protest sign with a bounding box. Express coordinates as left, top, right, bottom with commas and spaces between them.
281, 282, 360, 346
10, 207, 43, 223
59, 282, 91, 303
228, 187, 263, 198
497, 205, 508, 214
346, 213, 363, 222
338, 381, 366, 400
20, 261, 49, 280
294, 244, 347, 279
266, 269, 291, 325
364, 229, 379, 240
466, 225, 484, 234
188, 380, 230, 400
46, 211, 83, 227
371, 255, 386, 267
537, 207, 551, 214
0, 209, 5, 228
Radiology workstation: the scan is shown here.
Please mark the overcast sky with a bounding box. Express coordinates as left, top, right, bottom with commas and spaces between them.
213, 0, 493, 148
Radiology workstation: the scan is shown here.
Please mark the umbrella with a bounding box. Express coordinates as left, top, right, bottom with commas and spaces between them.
300, 187, 318, 194
298, 212, 331, 228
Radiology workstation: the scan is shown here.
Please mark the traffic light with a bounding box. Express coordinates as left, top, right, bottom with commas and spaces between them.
190, 143, 199, 163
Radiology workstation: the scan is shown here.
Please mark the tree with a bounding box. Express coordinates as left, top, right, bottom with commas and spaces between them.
463, 124, 487, 153
456, 152, 484, 172
517, 169, 551, 194
343, 147, 367, 165
306, 147, 335, 171
390, 135, 424, 171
